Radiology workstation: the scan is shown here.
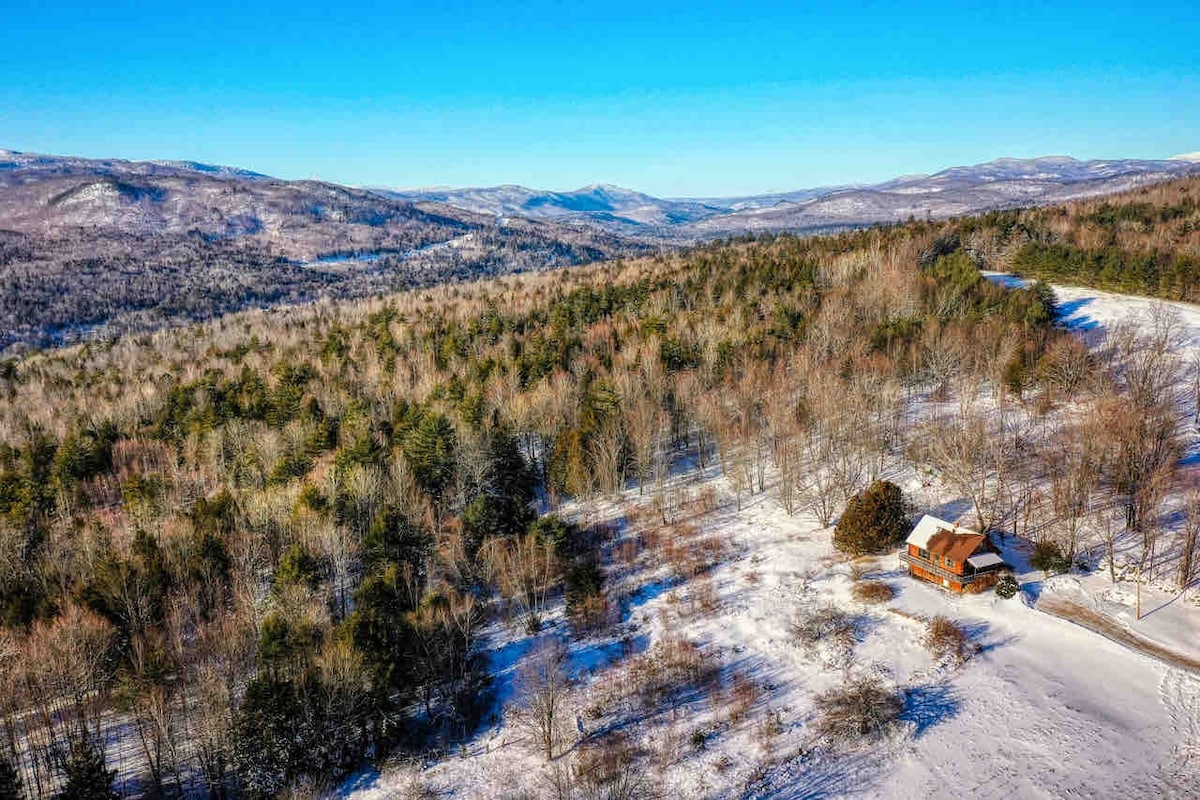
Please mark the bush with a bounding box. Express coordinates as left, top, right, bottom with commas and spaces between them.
571, 733, 651, 800
923, 615, 969, 664
812, 676, 903, 743
1030, 540, 1071, 574
627, 639, 717, 709
792, 606, 856, 653
995, 573, 1019, 599
833, 481, 909, 556
851, 580, 895, 604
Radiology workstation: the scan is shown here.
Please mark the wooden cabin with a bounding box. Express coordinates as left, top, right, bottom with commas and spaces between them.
900, 514, 1006, 593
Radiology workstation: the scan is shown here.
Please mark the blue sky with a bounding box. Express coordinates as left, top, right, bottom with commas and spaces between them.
2, 1, 1197, 196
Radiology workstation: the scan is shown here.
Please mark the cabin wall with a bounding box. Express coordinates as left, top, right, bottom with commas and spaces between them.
908, 544, 965, 576
906, 564, 965, 593
907, 562, 1001, 594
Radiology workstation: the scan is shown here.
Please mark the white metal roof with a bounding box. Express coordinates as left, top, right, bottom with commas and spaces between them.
906, 515, 952, 548
905, 514, 982, 548
967, 552, 1005, 569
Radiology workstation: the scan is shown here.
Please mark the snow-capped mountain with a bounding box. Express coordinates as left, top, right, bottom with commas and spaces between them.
379, 182, 729, 232
0, 149, 270, 181
678, 155, 1200, 238
386, 154, 1200, 240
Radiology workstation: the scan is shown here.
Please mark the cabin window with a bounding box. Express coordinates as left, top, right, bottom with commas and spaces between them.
945, 559, 955, 570
918, 548, 930, 561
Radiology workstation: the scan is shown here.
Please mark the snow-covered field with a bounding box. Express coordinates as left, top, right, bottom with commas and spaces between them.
342, 281, 1200, 799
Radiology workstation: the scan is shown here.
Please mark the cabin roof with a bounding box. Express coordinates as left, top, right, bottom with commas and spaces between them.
927, 531, 986, 563
907, 514, 980, 547
906, 514, 988, 563
967, 552, 1005, 569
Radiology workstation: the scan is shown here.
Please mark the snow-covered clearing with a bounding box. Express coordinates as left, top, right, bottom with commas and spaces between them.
341, 278, 1200, 799
342, 463, 1200, 798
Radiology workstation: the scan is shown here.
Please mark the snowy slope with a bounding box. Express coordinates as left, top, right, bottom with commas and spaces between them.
343, 471, 1200, 798
342, 279, 1200, 799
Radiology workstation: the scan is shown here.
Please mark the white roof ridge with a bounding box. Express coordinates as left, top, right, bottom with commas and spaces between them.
905, 513, 982, 548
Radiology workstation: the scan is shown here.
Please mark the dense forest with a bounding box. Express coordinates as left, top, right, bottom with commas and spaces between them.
992, 177, 1200, 299
0, 180, 1195, 797
0, 222, 640, 354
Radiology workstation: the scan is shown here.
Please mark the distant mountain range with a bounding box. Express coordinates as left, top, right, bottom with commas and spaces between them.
1, 147, 1197, 352
0, 150, 647, 351
384, 155, 1200, 239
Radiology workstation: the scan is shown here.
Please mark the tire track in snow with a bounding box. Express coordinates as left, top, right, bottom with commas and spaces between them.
1159, 669, 1200, 792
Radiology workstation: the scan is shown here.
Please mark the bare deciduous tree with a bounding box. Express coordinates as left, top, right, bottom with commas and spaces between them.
1181, 491, 1200, 591
513, 637, 572, 761
482, 533, 560, 633
919, 407, 1004, 533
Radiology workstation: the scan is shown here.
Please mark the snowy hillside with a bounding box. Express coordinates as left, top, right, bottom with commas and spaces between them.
343, 454, 1200, 799
342, 280, 1200, 799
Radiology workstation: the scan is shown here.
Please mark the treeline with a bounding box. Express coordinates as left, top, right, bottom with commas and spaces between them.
1010, 241, 1200, 301
962, 177, 1200, 300
0, 219, 1078, 797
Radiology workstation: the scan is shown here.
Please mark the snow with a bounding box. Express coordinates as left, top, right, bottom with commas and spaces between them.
906, 514, 978, 549
342, 465, 1200, 798
984, 271, 1200, 351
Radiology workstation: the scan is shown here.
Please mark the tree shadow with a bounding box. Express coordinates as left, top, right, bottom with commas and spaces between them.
1139, 591, 1185, 620
957, 619, 1017, 656
1055, 296, 1095, 325
901, 683, 961, 739
755, 748, 890, 799
621, 575, 681, 622
1056, 297, 1109, 346
924, 497, 975, 526
569, 633, 648, 678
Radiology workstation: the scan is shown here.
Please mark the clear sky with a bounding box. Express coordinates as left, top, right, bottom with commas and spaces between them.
2, 1, 1197, 196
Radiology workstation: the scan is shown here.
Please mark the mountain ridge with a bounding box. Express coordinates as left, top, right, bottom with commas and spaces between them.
381, 153, 1200, 237
0, 149, 650, 352
2, 147, 1198, 352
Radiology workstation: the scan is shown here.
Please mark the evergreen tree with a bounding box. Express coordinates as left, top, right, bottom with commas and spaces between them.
231, 676, 305, 798
56, 739, 118, 800
995, 573, 1020, 599
833, 480, 909, 555
350, 564, 419, 692
363, 504, 428, 576
0, 749, 22, 800
403, 414, 457, 500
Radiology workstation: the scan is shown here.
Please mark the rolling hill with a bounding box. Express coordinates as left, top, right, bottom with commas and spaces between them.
0, 151, 648, 351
